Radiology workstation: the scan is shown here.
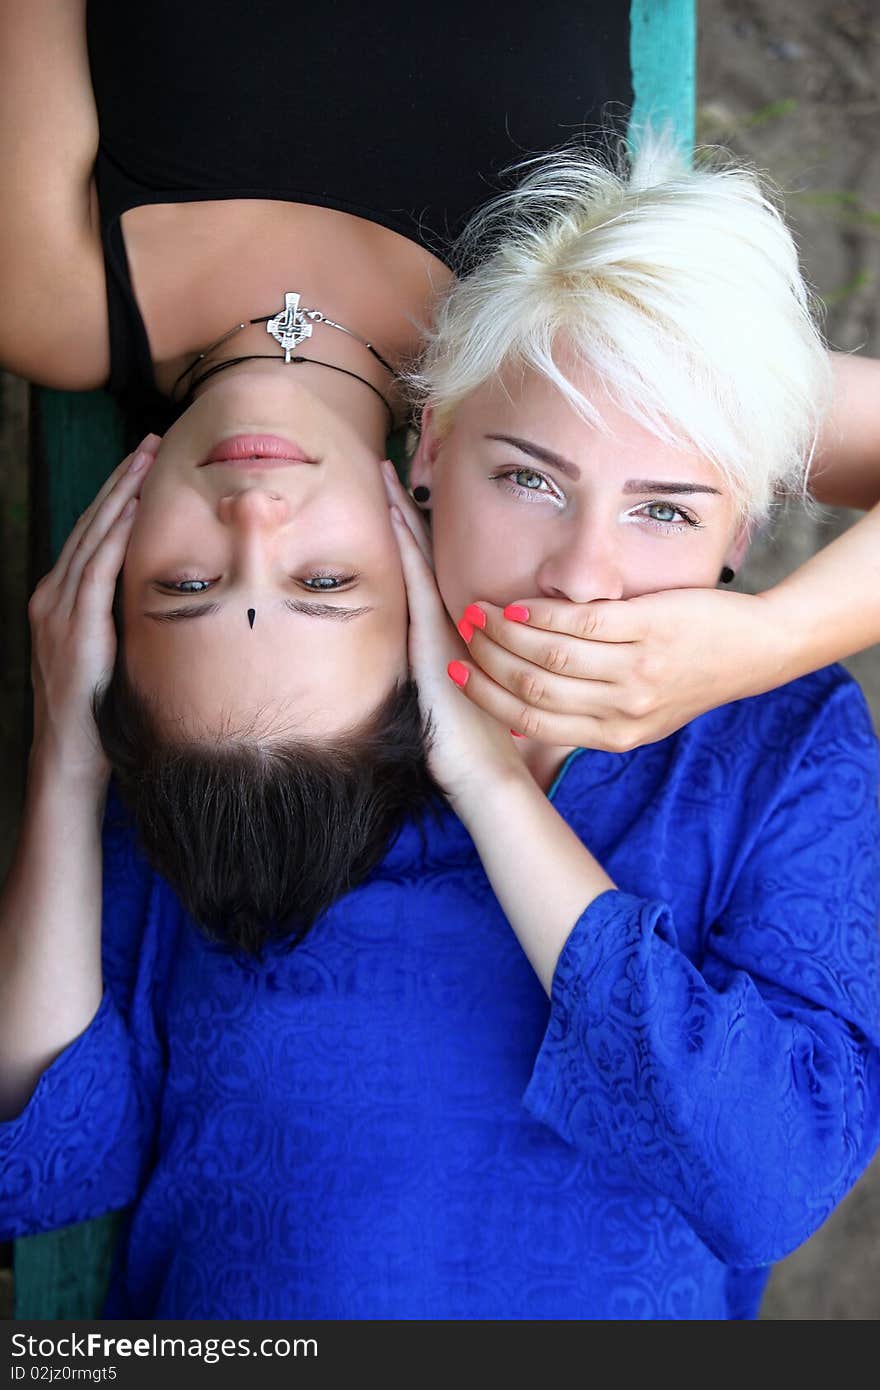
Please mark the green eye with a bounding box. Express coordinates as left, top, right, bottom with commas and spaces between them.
513, 469, 546, 490
646, 503, 679, 523
491, 466, 563, 504
637, 502, 700, 529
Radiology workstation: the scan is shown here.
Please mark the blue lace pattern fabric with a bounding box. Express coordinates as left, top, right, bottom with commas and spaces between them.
2, 666, 880, 1320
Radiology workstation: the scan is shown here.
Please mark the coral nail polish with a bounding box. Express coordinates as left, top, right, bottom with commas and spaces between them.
510, 730, 525, 739
447, 660, 469, 688
463, 604, 487, 629
457, 618, 475, 642
504, 604, 530, 623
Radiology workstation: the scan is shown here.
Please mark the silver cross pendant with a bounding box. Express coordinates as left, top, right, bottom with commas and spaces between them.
266, 292, 313, 362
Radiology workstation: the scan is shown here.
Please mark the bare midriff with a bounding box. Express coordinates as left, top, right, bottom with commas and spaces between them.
119, 198, 455, 401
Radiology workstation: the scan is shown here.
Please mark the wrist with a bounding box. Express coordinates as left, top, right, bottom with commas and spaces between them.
450, 754, 536, 830
752, 583, 816, 689
27, 738, 110, 804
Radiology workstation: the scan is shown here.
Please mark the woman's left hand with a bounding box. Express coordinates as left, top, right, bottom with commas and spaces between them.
382, 462, 524, 811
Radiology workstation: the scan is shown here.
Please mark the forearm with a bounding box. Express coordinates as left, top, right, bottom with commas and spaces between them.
760, 500, 880, 685
0, 749, 106, 1120
751, 348, 880, 683
455, 766, 614, 995
756, 350, 880, 682
812, 353, 880, 509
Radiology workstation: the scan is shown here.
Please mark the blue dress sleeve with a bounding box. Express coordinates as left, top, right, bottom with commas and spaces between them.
0, 789, 175, 1238
523, 678, 880, 1267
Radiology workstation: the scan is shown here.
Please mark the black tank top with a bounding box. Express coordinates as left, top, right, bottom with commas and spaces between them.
86, 0, 633, 406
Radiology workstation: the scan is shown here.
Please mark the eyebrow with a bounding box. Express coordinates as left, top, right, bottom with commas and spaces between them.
485, 434, 722, 496
623, 479, 723, 497
486, 434, 581, 480
142, 599, 374, 623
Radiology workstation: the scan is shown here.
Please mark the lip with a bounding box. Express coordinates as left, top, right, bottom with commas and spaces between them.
198, 434, 314, 468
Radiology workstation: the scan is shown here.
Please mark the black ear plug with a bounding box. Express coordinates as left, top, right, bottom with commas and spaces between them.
412, 486, 431, 504
247, 608, 256, 628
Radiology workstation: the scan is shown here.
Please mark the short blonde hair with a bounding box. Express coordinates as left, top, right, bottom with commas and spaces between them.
411, 133, 832, 519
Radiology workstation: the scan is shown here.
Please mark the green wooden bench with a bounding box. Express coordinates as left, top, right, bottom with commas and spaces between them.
13, 0, 696, 1320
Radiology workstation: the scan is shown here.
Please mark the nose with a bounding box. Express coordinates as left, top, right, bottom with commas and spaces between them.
534, 521, 625, 603
217, 487, 290, 530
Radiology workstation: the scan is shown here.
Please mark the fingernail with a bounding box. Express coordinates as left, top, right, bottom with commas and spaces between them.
510, 730, 525, 739
129, 450, 151, 473
463, 604, 486, 629
122, 497, 138, 518
457, 618, 474, 643
504, 604, 530, 623
389, 505, 403, 524
447, 660, 469, 688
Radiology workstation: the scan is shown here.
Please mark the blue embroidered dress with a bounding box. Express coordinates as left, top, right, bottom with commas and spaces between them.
2, 666, 880, 1319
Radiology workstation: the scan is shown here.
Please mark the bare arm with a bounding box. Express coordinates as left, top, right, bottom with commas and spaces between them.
786, 351, 880, 657
455, 766, 612, 994
0, 758, 106, 1119
761, 501, 880, 676
0, 0, 109, 386
812, 353, 880, 509
383, 464, 613, 993
0, 439, 158, 1121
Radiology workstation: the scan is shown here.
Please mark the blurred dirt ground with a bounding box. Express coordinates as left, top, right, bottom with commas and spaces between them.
0, 0, 878, 1323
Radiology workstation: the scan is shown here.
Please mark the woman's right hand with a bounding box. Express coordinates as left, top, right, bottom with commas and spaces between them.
27, 434, 161, 786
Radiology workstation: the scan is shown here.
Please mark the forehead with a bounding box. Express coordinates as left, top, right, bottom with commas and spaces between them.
124, 610, 408, 739
452, 361, 725, 489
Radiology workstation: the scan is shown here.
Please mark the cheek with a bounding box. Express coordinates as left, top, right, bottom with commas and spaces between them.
122, 493, 195, 581
431, 487, 534, 616
308, 495, 409, 619
128, 470, 204, 543
618, 526, 732, 594
312, 484, 394, 552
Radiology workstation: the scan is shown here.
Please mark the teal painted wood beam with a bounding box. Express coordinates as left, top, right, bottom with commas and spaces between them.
630, 0, 696, 151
